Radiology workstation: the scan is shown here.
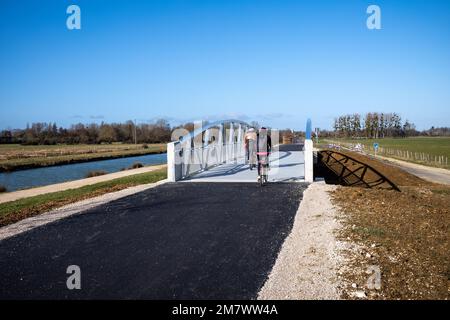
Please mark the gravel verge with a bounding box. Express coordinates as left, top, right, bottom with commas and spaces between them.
258, 181, 342, 299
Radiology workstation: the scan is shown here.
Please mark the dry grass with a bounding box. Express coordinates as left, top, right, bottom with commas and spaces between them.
324, 151, 450, 299
332, 185, 449, 299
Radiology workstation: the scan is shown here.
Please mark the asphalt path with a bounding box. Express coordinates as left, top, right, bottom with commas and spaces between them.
0, 182, 306, 299
376, 155, 450, 185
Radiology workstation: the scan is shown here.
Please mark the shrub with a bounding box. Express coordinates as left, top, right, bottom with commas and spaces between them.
21, 139, 39, 146
142, 144, 149, 149
85, 170, 108, 178
131, 162, 144, 169
0, 185, 7, 193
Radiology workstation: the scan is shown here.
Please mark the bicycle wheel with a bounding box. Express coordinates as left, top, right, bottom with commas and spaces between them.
258, 175, 263, 187
263, 164, 268, 184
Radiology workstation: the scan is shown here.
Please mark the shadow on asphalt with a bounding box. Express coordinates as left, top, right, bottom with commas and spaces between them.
0, 182, 307, 299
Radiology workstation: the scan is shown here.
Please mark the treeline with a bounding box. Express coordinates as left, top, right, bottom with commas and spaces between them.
0, 119, 175, 145
332, 112, 418, 138
423, 127, 450, 136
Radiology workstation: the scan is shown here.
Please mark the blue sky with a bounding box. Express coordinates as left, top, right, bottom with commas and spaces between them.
1, 0, 449, 131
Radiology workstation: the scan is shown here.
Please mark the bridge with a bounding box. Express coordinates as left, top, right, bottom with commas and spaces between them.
167, 119, 314, 183
0, 119, 316, 299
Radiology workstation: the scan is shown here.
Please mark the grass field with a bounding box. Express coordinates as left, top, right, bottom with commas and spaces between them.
322, 137, 450, 169
0, 168, 167, 227
0, 143, 167, 172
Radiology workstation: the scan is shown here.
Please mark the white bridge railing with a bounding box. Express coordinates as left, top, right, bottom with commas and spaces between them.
167, 118, 314, 182
167, 120, 249, 181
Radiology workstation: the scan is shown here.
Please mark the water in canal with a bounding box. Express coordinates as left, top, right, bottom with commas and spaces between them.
0, 153, 167, 192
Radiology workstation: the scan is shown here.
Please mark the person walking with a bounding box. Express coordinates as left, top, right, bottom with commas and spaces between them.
244, 128, 257, 169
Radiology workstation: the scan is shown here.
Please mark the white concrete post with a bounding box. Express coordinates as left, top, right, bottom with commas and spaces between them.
203, 129, 210, 169
218, 124, 224, 163
204, 129, 210, 147
183, 136, 192, 178
167, 142, 176, 182
271, 129, 280, 171
228, 123, 234, 162
304, 139, 314, 182
237, 124, 242, 158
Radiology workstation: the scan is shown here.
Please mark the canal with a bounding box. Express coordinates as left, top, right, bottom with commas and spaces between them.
0, 153, 167, 192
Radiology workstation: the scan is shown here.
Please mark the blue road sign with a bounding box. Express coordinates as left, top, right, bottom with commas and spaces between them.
373, 142, 379, 150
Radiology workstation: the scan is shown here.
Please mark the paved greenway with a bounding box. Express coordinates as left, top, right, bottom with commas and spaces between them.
0, 182, 306, 299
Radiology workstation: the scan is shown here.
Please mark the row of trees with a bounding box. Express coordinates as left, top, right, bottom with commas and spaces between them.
423, 127, 450, 136
0, 120, 173, 145
1, 116, 448, 145
0, 119, 276, 145
333, 112, 418, 138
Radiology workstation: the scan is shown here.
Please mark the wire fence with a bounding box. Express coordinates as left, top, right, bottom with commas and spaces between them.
369, 146, 448, 167
323, 140, 449, 169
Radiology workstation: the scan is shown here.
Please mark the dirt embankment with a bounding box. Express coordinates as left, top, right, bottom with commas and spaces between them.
317, 149, 429, 189
320, 149, 450, 299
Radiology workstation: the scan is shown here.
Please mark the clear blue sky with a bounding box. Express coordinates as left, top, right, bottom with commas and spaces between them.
1, 0, 449, 131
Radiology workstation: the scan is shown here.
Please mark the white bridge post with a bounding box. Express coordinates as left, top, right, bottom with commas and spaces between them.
237, 124, 242, 159
228, 123, 234, 162
203, 128, 210, 170
304, 139, 314, 182
304, 119, 314, 183
167, 141, 183, 182
218, 124, 224, 163
167, 142, 176, 182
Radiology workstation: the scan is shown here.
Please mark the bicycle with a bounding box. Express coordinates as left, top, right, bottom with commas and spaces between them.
257, 152, 269, 186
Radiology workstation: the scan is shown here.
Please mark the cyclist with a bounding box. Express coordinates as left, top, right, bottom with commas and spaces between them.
256, 127, 272, 185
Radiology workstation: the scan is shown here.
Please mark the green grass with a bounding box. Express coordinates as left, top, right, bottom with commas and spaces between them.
355, 226, 386, 238
0, 168, 167, 227
0, 143, 166, 172
322, 137, 450, 169
431, 188, 450, 195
